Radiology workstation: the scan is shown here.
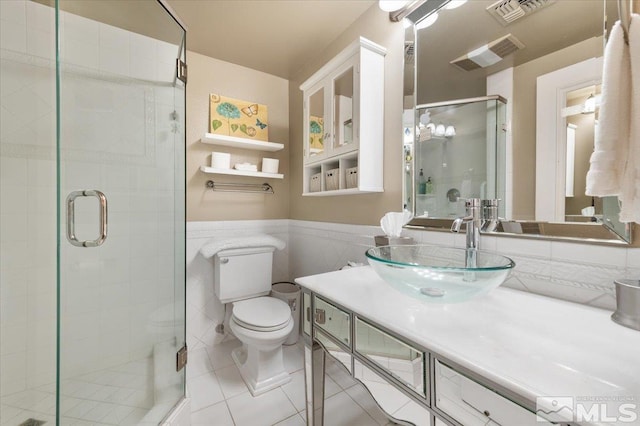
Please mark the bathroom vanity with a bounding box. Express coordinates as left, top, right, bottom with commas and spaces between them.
296, 266, 640, 426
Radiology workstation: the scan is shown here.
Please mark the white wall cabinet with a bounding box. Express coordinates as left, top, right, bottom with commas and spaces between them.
300, 37, 386, 196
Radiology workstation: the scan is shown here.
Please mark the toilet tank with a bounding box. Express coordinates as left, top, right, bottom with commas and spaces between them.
214, 247, 275, 304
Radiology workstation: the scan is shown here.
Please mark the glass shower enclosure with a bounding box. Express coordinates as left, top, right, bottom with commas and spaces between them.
406, 96, 507, 219
0, 0, 186, 424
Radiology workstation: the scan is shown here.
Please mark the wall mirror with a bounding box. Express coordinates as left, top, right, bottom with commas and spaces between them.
403, 0, 634, 244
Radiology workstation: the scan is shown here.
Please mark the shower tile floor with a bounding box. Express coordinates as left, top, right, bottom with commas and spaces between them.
189, 339, 427, 426
1, 357, 160, 425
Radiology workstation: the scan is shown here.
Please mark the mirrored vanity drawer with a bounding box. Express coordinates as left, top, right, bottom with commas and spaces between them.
434, 360, 554, 425
355, 317, 426, 398
313, 295, 351, 347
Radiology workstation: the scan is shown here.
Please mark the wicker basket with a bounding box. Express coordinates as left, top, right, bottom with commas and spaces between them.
345, 166, 358, 189
310, 173, 321, 192
325, 168, 339, 191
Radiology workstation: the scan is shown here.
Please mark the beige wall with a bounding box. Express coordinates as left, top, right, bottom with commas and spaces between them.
511, 37, 602, 220
186, 51, 290, 221
288, 5, 405, 225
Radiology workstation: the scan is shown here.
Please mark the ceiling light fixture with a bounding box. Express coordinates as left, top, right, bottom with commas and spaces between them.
379, 0, 410, 12
415, 12, 438, 30
444, 0, 467, 9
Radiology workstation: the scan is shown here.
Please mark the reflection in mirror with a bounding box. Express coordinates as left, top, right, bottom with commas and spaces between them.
403, 0, 633, 243
333, 68, 354, 148
314, 330, 351, 373
355, 317, 425, 396
409, 96, 506, 220
353, 359, 430, 426
563, 86, 602, 220
309, 87, 325, 157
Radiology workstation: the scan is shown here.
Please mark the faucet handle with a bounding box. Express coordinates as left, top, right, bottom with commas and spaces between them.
481, 199, 500, 219
465, 198, 482, 208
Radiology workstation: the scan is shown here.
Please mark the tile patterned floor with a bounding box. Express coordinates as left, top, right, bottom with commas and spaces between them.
1, 357, 162, 426
188, 339, 428, 426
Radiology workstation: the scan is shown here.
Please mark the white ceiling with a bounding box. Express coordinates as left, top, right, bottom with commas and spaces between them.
166, 0, 376, 80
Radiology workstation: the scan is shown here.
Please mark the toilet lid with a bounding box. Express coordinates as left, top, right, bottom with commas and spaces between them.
232, 297, 291, 331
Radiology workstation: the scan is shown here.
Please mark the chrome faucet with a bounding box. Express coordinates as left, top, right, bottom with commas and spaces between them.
451, 198, 482, 268
451, 198, 500, 268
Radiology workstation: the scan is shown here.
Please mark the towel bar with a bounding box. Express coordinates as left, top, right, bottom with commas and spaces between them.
205, 180, 274, 194
618, 0, 632, 44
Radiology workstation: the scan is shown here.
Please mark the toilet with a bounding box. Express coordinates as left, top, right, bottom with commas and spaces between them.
214, 246, 293, 396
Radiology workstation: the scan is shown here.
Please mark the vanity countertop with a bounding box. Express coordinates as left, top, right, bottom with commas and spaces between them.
295, 266, 640, 407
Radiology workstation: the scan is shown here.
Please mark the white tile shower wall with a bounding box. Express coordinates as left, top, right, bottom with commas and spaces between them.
186, 220, 290, 351
1, 0, 185, 403
1, 0, 57, 398
57, 6, 182, 380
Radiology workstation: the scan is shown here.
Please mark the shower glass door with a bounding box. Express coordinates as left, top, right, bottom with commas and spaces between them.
56, 1, 185, 424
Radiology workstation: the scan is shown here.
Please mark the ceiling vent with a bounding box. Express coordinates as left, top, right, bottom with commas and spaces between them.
450, 34, 524, 71
486, 0, 556, 26
404, 41, 415, 64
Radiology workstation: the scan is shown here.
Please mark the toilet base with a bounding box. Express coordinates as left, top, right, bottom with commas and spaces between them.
231, 344, 291, 396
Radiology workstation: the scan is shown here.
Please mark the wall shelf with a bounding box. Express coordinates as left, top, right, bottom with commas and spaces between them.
200, 165, 283, 179
303, 188, 379, 197
201, 133, 284, 152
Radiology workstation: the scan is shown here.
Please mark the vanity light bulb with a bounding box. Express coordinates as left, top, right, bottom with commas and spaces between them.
445, 125, 456, 137
435, 124, 446, 137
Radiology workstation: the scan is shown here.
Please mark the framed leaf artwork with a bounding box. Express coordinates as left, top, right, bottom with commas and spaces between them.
209, 94, 269, 141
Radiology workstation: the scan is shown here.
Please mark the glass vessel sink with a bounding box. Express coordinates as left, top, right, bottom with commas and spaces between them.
365, 245, 515, 303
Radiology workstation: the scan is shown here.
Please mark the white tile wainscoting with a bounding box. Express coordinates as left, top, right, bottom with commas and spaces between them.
186, 219, 639, 425
188, 219, 640, 351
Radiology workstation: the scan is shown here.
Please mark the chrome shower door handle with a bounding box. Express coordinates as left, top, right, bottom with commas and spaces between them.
66, 190, 108, 247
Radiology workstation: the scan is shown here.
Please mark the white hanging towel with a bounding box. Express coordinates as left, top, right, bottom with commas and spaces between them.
585, 21, 631, 198
619, 14, 640, 223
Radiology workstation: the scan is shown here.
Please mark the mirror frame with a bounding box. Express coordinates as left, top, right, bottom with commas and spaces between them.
401, 0, 636, 246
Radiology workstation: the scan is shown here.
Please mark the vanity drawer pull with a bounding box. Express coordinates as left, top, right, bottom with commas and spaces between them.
315, 308, 326, 324
483, 410, 490, 417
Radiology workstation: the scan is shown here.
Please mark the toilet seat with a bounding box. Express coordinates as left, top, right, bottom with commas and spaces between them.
232, 297, 291, 332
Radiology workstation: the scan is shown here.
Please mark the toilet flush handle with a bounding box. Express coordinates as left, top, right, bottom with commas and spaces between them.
220, 258, 229, 264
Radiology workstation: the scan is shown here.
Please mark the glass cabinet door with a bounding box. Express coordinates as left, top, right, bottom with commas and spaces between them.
306, 85, 325, 161
332, 66, 354, 152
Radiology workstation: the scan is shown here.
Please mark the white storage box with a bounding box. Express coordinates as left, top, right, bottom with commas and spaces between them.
310, 173, 321, 192
346, 166, 358, 189
325, 168, 339, 191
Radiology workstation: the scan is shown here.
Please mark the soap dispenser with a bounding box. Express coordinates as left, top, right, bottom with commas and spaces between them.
425, 177, 433, 194
418, 169, 427, 194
